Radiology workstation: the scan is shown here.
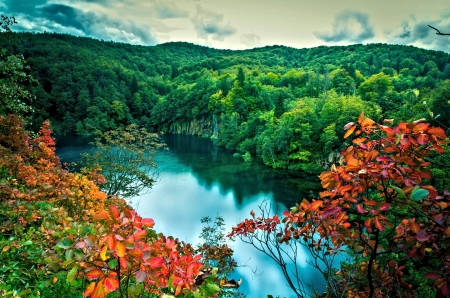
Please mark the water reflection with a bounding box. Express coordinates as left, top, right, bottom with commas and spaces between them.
56, 134, 324, 298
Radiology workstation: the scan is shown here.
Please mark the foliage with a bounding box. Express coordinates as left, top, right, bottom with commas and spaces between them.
2, 32, 450, 171
229, 112, 450, 297
0, 114, 222, 297
0, 16, 34, 118
82, 124, 165, 199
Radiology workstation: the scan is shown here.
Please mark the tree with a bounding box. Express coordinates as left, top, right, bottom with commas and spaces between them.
229, 112, 450, 297
82, 124, 165, 199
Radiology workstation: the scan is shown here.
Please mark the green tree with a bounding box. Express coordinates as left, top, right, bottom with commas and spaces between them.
82, 124, 165, 198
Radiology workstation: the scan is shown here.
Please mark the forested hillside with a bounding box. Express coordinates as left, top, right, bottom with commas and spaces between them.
2, 32, 449, 172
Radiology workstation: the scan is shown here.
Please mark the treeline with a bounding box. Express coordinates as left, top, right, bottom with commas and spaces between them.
2, 32, 449, 171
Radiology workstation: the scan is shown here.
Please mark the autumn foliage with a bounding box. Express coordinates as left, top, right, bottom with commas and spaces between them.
229, 112, 450, 297
0, 114, 221, 297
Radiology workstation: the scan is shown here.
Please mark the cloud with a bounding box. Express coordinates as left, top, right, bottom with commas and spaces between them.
0, 0, 158, 45
385, 14, 450, 52
151, 1, 189, 19
315, 10, 375, 43
240, 33, 262, 48
191, 5, 236, 41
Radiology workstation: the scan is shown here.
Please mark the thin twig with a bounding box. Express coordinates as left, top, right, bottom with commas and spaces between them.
428, 25, 450, 36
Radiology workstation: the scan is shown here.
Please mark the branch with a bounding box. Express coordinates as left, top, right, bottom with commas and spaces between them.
428, 25, 450, 36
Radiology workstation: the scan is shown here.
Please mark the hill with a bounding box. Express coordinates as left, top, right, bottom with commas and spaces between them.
2, 32, 449, 171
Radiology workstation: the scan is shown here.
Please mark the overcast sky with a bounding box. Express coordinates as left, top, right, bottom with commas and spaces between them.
2, 0, 450, 52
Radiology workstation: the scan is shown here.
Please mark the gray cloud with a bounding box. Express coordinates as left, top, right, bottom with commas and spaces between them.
0, 0, 158, 45
152, 1, 189, 19
386, 13, 450, 52
315, 10, 375, 43
241, 33, 262, 48
191, 5, 236, 41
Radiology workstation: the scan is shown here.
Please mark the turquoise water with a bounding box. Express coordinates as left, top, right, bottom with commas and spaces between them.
56, 134, 323, 298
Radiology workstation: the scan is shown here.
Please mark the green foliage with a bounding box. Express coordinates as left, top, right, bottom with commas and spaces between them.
82, 124, 165, 198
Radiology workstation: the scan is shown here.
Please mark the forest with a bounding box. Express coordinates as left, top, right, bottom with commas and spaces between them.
1, 31, 450, 172
1, 23, 450, 298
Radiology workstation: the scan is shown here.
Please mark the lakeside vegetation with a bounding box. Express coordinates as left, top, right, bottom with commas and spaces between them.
1, 24, 450, 297
2, 32, 450, 172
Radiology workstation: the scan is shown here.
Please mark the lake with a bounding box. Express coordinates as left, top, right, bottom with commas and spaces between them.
56, 134, 324, 298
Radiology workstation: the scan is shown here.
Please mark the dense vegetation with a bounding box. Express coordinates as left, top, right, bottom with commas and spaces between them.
1, 25, 450, 297
2, 32, 450, 172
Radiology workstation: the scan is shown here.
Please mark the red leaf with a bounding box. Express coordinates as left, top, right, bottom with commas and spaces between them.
141, 218, 155, 228
75, 241, 86, 249
108, 206, 120, 220
424, 272, 441, 279
379, 203, 390, 211
356, 204, 367, 214
104, 277, 119, 293
148, 257, 163, 269
374, 216, 385, 232
116, 242, 125, 258
442, 283, 450, 296
119, 257, 128, 269
433, 143, 445, 153
86, 269, 104, 281
417, 134, 429, 145
416, 230, 432, 242
428, 127, 447, 139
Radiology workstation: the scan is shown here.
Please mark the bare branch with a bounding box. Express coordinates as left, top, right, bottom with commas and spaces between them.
428, 25, 450, 36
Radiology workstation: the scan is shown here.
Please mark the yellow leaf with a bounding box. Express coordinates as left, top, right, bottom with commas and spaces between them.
100, 245, 109, 261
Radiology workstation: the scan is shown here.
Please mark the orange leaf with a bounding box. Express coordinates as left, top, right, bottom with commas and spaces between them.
352, 137, 367, 144
108, 206, 120, 220
93, 211, 110, 222
108, 236, 116, 250
343, 125, 356, 139
428, 127, 447, 139
309, 200, 323, 211
364, 218, 373, 229
119, 257, 128, 269
86, 269, 104, 281
374, 216, 385, 232
115, 241, 125, 258
104, 277, 119, 293
412, 123, 429, 132
133, 229, 147, 241
141, 218, 155, 228
361, 117, 375, 128
83, 282, 96, 297
410, 221, 420, 234
358, 111, 365, 124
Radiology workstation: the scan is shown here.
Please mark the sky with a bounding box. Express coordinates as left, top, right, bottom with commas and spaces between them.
1, 0, 450, 52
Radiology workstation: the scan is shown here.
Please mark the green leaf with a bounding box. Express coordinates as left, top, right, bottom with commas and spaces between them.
56, 239, 72, 249
108, 259, 118, 269
66, 266, 78, 283
391, 186, 405, 198
200, 283, 220, 296
22, 240, 33, 246
65, 249, 74, 260
411, 187, 429, 202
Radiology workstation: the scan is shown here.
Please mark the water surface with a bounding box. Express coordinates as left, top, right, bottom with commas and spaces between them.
56, 134, 323, 298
